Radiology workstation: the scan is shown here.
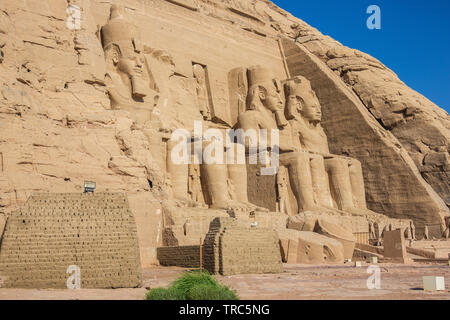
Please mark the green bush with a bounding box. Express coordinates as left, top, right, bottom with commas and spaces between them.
172, 271, 220, 295
145, 287, 186, 301
187, 283, 239, 300
145, 271, 239, 301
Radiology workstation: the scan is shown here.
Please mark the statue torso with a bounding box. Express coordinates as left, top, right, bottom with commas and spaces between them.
289, 117, 330, 154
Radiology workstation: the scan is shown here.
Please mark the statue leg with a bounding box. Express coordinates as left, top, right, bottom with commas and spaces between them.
348, 159, 367, 209
225, 143, 248, 203
281, 153, 316, 212
200, 163, 230, 209
167, 140, 189, 200
324, 157, 354, 211
228, 163, 248, 203
310, 155, 333, 208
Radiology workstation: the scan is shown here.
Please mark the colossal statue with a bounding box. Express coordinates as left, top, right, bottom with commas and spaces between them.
100, 7, 258, 212
101, 5, 159, 126
284, 76, 328, 154
283, 76, 367, 212
199, 136, 265, 212
237, 67, 332, 212
98, 7, 413, 257
235, 66, 413, 244
238, 66, 288, 150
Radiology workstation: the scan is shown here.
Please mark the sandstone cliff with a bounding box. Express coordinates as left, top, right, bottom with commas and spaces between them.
255, 0, 449, 207
0, 0, 448, 265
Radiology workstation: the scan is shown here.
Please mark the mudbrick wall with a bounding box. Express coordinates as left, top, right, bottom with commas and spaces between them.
157, 245, 202, 268
0, 193, 142, 289
158, 217, 283, 275
203, 218, 283, 276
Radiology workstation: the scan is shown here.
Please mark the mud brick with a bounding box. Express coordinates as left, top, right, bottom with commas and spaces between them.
0, 193, 142, 289
158, 217, 282, 276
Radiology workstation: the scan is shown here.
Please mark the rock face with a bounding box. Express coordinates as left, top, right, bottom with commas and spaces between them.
280, 39, 447, 231
261, 1, 450, 208
0, 193, 142, 289
0, 0, 448, 270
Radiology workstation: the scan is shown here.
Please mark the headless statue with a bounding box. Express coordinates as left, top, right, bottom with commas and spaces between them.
199, 133, 262, 211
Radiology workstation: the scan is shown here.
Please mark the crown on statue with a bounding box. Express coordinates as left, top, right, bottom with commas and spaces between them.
110, 4, 125, 19
284, 76, 311, 96
247, 65, 275, 88
101, 4, 138, 53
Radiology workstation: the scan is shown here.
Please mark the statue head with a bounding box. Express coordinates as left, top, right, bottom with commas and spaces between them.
246, 66, 287, 127
285, 76, 322, 124
101, 5, 147, 99
247, 66, 283, 112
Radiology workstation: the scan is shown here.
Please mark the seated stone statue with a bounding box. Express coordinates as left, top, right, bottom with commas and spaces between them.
282, 77, 414, 238
199, 135, 256, 211
167, 126, 266, 213
101, 4, 159, 126
237, 65, 288, 143
236, 66, 414, 241
236, 67, 348, 213
282, 76, 367, 213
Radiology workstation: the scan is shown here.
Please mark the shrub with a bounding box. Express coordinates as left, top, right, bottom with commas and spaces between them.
187, 283, 239, 300
145, 287, 186, 301
145, 271, 239, 300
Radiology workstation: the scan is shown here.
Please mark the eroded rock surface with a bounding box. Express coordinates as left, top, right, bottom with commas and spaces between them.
0, 0, 448, 269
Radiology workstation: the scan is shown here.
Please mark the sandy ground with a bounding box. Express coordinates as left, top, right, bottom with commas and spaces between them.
0, 263, 449, 300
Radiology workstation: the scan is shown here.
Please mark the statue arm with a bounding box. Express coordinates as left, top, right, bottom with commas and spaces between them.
237, 112, 260, 150
279, 128, 295, 152
105, 73, 156, 116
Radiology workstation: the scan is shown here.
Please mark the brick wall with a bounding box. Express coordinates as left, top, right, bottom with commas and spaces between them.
0, 193, 142, 289
157, 246, 201, 268
158, 217, 283, 276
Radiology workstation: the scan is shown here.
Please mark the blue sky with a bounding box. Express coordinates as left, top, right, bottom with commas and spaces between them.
272, 0, 450, 113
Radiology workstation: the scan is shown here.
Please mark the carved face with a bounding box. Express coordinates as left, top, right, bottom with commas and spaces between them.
301, 89, 322, 122
117, 55, 144, 79
106, 45, 147, 99
259, 81, 283, 113
287, 86, 322, 123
